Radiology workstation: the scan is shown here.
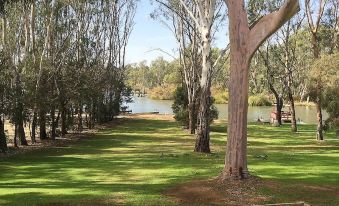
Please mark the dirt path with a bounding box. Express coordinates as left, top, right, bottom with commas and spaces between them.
164, 177, 269, 206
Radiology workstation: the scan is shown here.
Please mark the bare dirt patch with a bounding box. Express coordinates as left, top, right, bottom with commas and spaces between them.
164, 177, 339, 206
1, 118, 127, 158
0, 132, 96, 158
164, 177, 269, 206
163, 177, 339, 206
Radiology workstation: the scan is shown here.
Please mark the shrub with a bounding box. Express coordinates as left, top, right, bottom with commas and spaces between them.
324, 118, 339, 132
172, 86, 218, 127
248, 94, 272, 106
210, 104, 219, 122
172, 87, 190, 126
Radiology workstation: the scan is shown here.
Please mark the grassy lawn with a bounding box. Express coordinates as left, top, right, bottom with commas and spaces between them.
0, 117, 338, 205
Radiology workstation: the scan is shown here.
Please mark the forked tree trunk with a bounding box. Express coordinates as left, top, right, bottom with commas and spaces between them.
177, 0, 216, 153
221, 0, 299, 180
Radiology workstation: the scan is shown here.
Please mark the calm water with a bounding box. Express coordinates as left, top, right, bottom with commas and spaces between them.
125, 97, 328, 124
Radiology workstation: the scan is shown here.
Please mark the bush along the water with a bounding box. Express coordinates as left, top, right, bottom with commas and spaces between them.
248, 94, 272, 106
172, 86, 218, 127
148, 84, 176, 100
172, 87, 190, 126
211, 86, 228, 104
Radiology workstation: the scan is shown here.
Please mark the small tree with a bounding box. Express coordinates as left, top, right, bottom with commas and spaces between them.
305, 0, 327, 140
172, 86, 218, 128
308, 53, 339, 138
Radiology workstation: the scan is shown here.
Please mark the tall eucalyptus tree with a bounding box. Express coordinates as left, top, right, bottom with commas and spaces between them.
221, 0, 299, 180
305, 0, 327, 140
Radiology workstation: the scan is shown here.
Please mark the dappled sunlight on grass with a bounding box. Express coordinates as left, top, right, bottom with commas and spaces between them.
0, 118, 338, 205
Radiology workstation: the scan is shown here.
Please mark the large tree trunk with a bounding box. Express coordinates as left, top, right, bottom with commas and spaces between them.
0, 116, 7, 153
195, 29, 212, 153
195, 88, 211, 153
224, 58, 250, 179
222, 0, 299, 180
221, 0, 251, 180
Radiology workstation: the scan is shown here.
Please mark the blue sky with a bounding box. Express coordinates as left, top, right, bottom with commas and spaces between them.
125, 0, 228, 65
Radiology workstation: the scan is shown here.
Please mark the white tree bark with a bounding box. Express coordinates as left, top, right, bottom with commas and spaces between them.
179, 0, 217, 153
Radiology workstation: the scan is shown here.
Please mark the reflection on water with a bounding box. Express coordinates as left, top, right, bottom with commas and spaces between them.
125, 97, 328, 124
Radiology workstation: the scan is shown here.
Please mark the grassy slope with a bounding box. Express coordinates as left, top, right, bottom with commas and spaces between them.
0, 118, 338, 206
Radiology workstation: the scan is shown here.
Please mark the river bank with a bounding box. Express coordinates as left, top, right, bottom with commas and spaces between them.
124, 96, 328, 124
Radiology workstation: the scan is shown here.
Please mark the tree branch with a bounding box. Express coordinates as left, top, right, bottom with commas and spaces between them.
305, 0, 326, 33
178, 0, 200, 26
248, 0, 300, 57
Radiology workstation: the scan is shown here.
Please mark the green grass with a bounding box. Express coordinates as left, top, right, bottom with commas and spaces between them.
0, 118, 338, 206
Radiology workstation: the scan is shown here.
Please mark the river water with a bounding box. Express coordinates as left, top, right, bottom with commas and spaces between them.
125, 97, 328, 124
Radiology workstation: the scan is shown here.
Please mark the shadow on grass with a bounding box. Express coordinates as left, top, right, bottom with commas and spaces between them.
0, 118, 338, 206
